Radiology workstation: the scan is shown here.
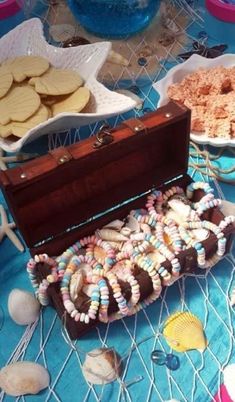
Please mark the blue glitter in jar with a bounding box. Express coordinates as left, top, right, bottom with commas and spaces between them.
67, 0, 160, 39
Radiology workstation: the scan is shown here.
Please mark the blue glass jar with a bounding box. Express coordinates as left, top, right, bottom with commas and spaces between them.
67, 0, 160, 39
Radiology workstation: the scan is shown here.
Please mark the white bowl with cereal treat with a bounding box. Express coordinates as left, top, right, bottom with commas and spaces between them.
0, 18, 136, 153
153, 53, 235, 147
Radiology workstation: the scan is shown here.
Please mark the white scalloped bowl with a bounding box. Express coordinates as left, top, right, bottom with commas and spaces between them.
153, 53, 235, 147
0, 18, 136, 152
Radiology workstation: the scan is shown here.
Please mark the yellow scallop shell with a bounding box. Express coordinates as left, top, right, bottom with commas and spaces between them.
163, 311, 208, 352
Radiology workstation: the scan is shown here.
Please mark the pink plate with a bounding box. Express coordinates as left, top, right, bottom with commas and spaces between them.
206, 0, 235, 23
0, 0, 21, 20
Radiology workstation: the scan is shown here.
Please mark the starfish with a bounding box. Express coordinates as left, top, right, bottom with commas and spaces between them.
0, 148, 38, 171
0, 204, 24, 252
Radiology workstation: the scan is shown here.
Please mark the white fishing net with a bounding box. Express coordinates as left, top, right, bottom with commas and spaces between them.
1, 1, 235, 401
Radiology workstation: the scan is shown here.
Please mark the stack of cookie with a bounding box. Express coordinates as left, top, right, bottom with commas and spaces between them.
0, 55, 90, 141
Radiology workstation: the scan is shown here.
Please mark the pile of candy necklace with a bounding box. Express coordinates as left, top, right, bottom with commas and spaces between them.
27, 182, 234, 325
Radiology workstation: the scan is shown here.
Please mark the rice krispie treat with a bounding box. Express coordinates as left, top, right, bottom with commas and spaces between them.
167, 65, 235, 139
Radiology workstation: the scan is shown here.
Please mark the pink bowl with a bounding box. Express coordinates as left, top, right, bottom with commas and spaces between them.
206, 0, 235, 23
0, 0, 21, 20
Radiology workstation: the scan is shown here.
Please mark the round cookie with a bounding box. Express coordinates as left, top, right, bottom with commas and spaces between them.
0, 104, 49, 138
0, 86, 41, 125
3, 56, 50, 83
52, 87, 90, 116
29, 67, 84, 96
0, 66, 13, 98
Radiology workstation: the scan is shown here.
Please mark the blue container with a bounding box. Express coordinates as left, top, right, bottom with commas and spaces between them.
67, 0, 160, 39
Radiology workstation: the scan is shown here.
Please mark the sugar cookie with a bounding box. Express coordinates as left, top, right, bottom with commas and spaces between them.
0, 66, 13, 98
0, 105, 49, 138
0, 86, 41, 125
3, 56, 50, 83
29, 68, 84, 96
52, 87, 90, 116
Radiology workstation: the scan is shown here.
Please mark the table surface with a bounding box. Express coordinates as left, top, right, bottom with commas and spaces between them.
0, 2, 235, 402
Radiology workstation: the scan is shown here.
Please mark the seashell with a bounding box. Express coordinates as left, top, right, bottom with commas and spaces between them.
82, 348, 122, 384
107, 241, 123, 251
140, 223, 151, 234
147, 250, 165, 266
80, 263, 93, 282
192, 229, 209, 241
82, 284, 98, 298
125, 215, 140, 233
103, 219, 124, 231
230, 288, 235, 307
0, 361, 49, 396
122, 241, 134, 255
94, 246, 107, 264
130, 233, 145, 241
107, 50, 129, 66
223, 364, 235, 402
96, 229, 128, 242
111, 261, 134, 281
120, 227, 132, 237
163, 311, 207, 352
8, 289, 40, 325
168, 199, 191, 220
116, 89, 143, 110
69, 271, 84, 302
165, 210, 184, 226
49, 24, 76, 42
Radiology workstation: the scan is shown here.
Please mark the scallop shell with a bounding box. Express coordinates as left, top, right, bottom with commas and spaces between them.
230, 288, 235, 307
223, 364, 235, 402
163, 311, 207, 352
96, 229, 128, 242
8, 289, 40, 325
94, 246, 107, 264
0, 361, 49, 396
125, 215, 140, 233
82, 348, 121, 384
103, 219, 124, 231
0, 86, 41, 125
69, 271, 84, 302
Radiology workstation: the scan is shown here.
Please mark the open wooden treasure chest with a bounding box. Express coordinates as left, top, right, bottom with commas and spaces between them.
0, 101, 234, 340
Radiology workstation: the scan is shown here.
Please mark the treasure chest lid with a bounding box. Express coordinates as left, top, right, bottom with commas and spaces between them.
0, 101, 191, 249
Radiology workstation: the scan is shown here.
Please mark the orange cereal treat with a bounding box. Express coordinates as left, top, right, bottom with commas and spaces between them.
167, 65, 235, 139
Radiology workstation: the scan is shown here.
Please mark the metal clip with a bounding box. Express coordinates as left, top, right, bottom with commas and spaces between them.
93, 124, 113, 149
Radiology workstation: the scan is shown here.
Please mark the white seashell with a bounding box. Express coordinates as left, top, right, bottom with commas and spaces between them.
192, 229, 209, 241
49, 24, 76, 42
140, 223, 151, 234
168, 199, 191, 219
82, 284, 98, 298
96, 229, 128, 242
130, 233, 145, 241
223, 364, 235, 401
69, 271, 84, 302
8, 289, 40, 325
120, 227, 132, 237
165, 209, 184, 226
107, 50, 129, 66
122, 242, 134, 254
0, 361, 49, 396
103, 219, 124, 231
116, 89, 143, 110
220, 200, 235, 217
125, 215, 140, 232
82, 348, 121, 384
230, 288, 235, 307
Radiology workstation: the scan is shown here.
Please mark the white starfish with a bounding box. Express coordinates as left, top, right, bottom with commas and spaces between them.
0, 204, 24, 252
